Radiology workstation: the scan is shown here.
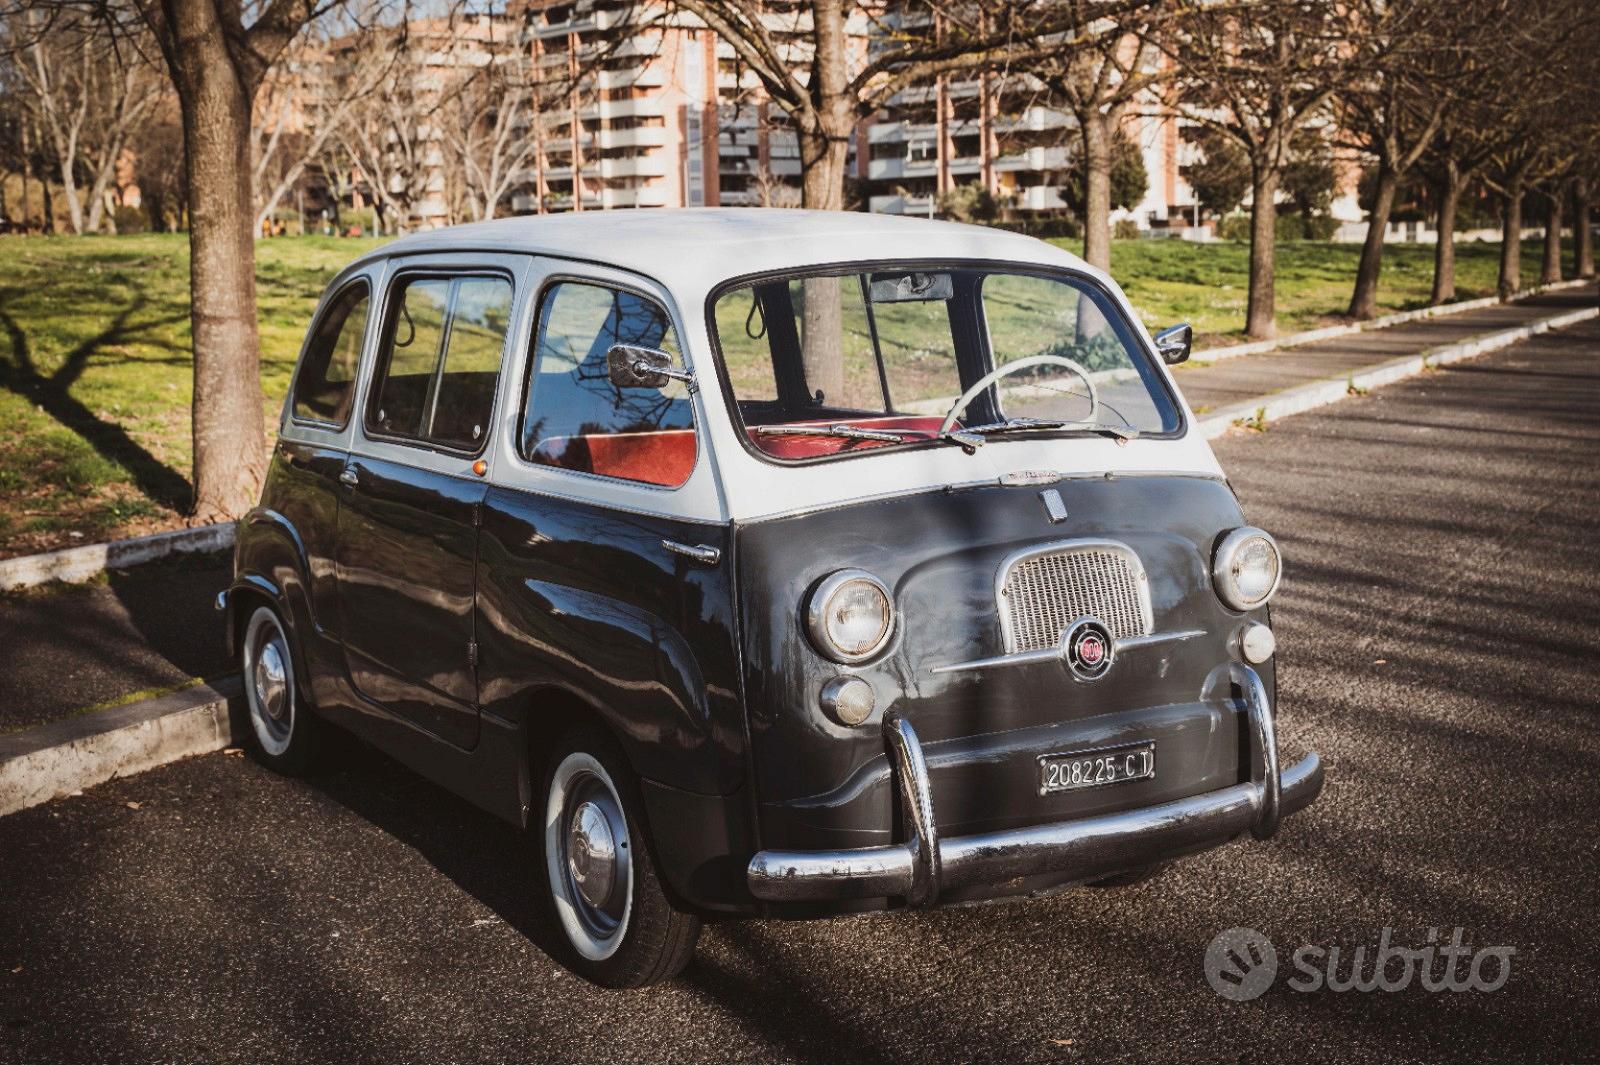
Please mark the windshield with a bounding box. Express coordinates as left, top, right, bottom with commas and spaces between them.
711, 266, 1181, 461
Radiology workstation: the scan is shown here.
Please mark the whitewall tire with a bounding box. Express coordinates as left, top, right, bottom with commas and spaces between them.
540, 725, 700, 987
239, 604, 321, 774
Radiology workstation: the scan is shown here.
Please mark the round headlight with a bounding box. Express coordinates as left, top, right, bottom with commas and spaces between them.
806, 570, 894, 663
1212, 528, 1282, 612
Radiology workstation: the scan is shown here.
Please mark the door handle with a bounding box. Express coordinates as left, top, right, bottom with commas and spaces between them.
338, 467, 360, 488
662, 539, 720, 565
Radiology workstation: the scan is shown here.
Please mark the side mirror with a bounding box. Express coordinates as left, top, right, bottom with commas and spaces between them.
606, 344, 695, 391
1154, 323, 1193, 365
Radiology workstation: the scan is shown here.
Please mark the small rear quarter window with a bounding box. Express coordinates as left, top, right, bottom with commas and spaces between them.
292, 281, 370, 426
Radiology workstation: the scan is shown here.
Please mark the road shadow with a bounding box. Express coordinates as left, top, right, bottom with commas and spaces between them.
303, 738, 572, 965
0, 551, 234, 732
0, 289, 193, 511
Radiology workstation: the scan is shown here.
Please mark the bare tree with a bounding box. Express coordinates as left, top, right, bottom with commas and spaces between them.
1034, 6, 1167, 272
436, 51, 540, 222
7, 8, 163, 234
1334, 0, 1455, 320
252, 20, 395, 232
1165, 0, 1353, 339
333, 24, 439, 234
1574, 172, 1595, 280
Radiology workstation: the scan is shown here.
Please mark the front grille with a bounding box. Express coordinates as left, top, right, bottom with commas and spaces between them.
999, 543, 1153, 652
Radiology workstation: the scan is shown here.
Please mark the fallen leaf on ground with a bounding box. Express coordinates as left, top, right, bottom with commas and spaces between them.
223, 748, 244, 757
124, 801, 141, 810
10, 966, 21, 975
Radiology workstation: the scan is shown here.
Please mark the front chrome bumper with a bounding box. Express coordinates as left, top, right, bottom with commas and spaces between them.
746, 666, 1324, 905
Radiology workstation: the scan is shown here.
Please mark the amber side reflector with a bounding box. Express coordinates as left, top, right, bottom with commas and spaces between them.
472, 459, 487, 477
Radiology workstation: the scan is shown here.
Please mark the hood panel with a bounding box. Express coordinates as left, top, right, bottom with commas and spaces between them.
735, 474, 1271, 806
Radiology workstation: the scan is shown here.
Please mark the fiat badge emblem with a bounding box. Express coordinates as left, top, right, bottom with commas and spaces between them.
1064, 617, 1115, 681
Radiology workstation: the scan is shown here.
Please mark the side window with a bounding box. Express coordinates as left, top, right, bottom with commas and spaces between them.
521, 281, 695, 488
292, 281, 370, 426
367, 274, 514, 452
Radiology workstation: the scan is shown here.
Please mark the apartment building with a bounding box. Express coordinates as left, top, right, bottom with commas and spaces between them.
865, 69, 1202, 230
513, 0, 868, 213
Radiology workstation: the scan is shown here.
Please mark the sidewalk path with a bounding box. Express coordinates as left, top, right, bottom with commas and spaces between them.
0, 284, 1593, 734
1176, 287, 1596, 413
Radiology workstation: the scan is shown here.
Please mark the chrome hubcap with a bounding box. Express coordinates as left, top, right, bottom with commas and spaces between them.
567, 801, 618, 910
552, 767, 632, 949
243, 609, 294, 756
254, 641, 290, 722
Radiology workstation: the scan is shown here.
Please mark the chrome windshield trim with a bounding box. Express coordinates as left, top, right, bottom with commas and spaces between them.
929, 628, 1205, 676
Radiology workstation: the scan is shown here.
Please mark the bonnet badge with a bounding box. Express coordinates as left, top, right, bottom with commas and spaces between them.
1064, 617, 1114, 681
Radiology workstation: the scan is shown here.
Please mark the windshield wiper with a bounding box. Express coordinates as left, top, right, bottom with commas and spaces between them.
755, 423, 907, 443
957, 417, 1141, 443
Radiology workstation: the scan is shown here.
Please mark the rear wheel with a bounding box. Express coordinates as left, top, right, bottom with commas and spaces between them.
541, 725, 700, 987
239, 604, 322, 775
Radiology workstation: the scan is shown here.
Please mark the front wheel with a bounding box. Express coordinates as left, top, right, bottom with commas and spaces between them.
541, 725, 701, 987
239, 603, 323, 775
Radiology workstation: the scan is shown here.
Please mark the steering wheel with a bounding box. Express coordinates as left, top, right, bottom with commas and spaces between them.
937, 354, 1100, 436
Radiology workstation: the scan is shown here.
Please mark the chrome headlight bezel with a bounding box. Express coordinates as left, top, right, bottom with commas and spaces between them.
1212, 527, 1283, 612
805, 569, 895, 664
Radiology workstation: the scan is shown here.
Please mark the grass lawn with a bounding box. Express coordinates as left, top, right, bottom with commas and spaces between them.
1078, 236, 1551, 348
0, 233, 386, 558
0, 230, 1555, 559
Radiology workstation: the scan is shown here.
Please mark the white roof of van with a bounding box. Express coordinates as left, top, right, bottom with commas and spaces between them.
363, 208, 1089, 289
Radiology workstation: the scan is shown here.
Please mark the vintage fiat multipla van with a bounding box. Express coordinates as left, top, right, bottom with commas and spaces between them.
221, 209, 1324, 986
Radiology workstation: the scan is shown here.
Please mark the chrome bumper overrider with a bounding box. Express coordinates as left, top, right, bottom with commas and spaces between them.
747, 666, 1323, 905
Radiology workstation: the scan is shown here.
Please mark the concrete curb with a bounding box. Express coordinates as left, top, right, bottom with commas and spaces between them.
0, 678, 240, 817
1198, 305, 1600, 439
1195, 277, 1593, 364
0, 521, 235, 593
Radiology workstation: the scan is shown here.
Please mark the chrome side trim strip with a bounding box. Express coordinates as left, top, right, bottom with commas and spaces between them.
928, 628, 1205, 675
1113, 629, 1207, 653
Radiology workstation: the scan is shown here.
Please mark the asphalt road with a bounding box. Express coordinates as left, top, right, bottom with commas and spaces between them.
2, 320, 1598, 1064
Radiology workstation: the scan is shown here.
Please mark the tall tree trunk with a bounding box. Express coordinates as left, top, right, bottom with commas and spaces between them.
1574, 177, 1594, 279
798, 274, 844, 404
800, 0, 852, 213
19, 121, 32, 231
1498, 186, 1522, 300
1348, 164, 1397, 319
799, 129, 849, 210
1245, 165, 1279, 340
166, 4, 268, 522
1080, 113, 1113, 272
1540, 191, 1562, 284
1430, 163, 1460, 304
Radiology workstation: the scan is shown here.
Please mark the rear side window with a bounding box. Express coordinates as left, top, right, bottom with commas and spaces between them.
292, 281, 370, 426
367, 275, 514, 452
521, 281, 694, 487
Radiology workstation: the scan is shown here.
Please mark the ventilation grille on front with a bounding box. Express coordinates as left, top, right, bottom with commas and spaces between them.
999, 545, 1153, 653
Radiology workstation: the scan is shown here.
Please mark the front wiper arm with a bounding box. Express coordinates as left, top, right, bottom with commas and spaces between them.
964, 418, 1141, 442
755, 423, 907, 443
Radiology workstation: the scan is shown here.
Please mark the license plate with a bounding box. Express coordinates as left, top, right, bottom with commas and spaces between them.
1038, 742, 1155, 795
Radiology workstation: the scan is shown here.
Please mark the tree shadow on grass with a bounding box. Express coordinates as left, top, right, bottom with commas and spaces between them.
0, 289, 194, 512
